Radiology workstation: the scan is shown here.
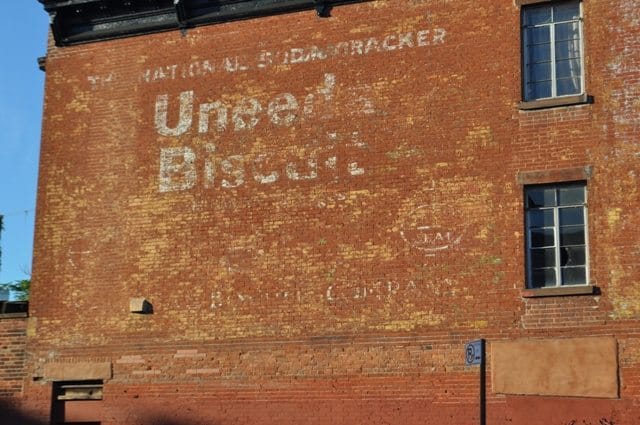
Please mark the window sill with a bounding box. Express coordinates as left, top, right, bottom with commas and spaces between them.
519, 93, 591, 111
521, 285, 598, 298
0, 312, 28, 319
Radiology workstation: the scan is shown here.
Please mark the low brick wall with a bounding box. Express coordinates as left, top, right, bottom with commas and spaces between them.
0, 304, 28, 398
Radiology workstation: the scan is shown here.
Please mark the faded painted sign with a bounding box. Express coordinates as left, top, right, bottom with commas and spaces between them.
156, 74, 367, 193
141, 28, 446, 84
210, 278, 459, 311
400, 205, 463, 254
152, 25, 448, 193
154, 73, 336, 137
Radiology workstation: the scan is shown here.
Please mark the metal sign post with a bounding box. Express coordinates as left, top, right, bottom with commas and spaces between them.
465, 339, 486, 425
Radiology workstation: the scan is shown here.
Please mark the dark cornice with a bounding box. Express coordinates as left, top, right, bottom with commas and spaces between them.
37, 0, 367, 47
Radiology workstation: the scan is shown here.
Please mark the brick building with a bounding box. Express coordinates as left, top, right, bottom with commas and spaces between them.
8, 0, 640, 423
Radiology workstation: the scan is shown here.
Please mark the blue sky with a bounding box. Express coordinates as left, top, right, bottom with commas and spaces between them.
0, 2, 49, 290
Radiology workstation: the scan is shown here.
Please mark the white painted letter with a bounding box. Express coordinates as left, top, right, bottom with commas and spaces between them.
304, 73, 336, 116
257, 51, 274, 69
252, 154, 279, 184
416, 30, 430, 47
268, 93, 299, 126
233, 98, 262, 131
286, 156, 318, 181
221, 155, 245, 188
383, 35, 398, 51
326, 285, 335, 302
319, 73, 336, 101
398, 32, 415, 49
333, 42, 349, 56
290, 48, 309, 64
159, 147, 196, 192
199, 101, 228, 133
309, 46, 328, 61
365, 37, 380, 54
204, 144, 216, 189
155, 91, 193, 137
348, 162, 365, 176
351, 40, 364, 55
433, 28, 446, 44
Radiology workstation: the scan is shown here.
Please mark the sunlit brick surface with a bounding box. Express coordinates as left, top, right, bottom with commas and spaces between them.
17, 1, 640, 423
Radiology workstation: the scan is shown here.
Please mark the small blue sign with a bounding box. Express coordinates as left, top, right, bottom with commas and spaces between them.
465, 339, 483, 366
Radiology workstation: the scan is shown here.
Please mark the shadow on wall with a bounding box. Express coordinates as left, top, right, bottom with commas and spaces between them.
0, 399, 209, 425
0, 399, 44, 425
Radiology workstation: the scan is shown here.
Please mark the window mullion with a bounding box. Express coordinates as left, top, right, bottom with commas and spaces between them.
526, 211, 533, 287
550, 21, 557, 98
554, 206, 561, 286
578, 3, 585, 94
522, 22, 530, 98
583, 191, 590, 285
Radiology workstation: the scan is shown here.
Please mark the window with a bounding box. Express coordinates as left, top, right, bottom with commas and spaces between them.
54, 381, 103, 401
521, 0, 584, 101
525, 183, 588, 288
52, 380, 103, 424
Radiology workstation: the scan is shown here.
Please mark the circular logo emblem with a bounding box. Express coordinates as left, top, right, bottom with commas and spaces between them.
400, 205, 463, 253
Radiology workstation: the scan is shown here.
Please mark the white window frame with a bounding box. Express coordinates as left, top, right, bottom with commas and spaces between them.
521, 0, 585, 101
525, 182, 590, 289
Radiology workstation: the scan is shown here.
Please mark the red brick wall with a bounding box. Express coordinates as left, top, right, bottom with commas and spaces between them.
0, 316, 27, 398
24, 0, 640, 424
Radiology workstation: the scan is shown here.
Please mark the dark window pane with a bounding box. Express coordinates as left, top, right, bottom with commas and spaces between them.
529, 62, 552, 82
561, 267, 586, 285
557, 77, 582, 96
527, 81, 552, 100
526, 26, 551, 44
555, 39, 581, 60
531, 228, 555, 248
528, 43, 551, 62
558, 186, 584, 205
531, 247, 556, 268
560, 246, 586, 267
528, 209, 555, 228
525, 6, 552, 26
555, 22, 580, 42
560, 226, 585, 245
554, 2, 580, 22
527, 187, 556, 208
556, 58, 581, 79
560, 207, 584, 226
531, 268, 557, 288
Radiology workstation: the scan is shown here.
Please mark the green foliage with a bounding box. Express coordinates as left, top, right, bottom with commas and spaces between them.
0, 215, 30, 301
5, 279, 30, 301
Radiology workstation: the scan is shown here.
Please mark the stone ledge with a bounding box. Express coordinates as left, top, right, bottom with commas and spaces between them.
521, 285, 598, 298
517, 165, 593, 185
0, 312, 28, 319
44, 362, 112, 381
518, 93, 591, 110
